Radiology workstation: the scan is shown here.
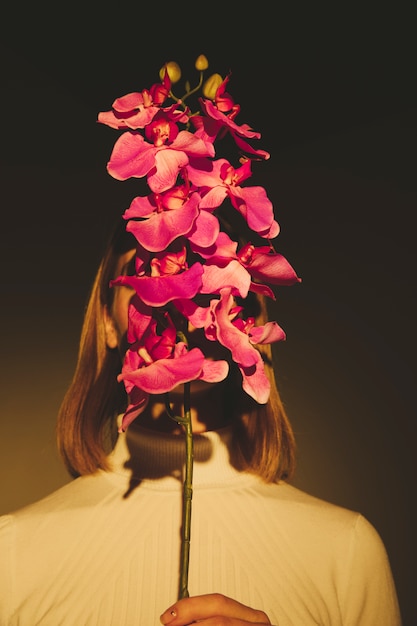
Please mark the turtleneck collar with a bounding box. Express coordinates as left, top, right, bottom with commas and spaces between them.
106, 418, 258, 491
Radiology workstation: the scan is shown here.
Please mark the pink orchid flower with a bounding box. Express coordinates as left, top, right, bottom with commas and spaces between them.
209, 289, 286, 361
211, 288, 285, 403
120, 341, 229, 395
124, 188, 200, 252
118, 317, 229, 401
126, 295, 153, 344
97, 72, 178, 130
119, 386, 150, 432
107, 119, 215, 193
152, 245, 187, 275
195, 74, 270, 160
110, 260, 204, 307
213, 74, 240, 117
173, 288, 285, 404
192, 231, 300, 289
124, 186, 219, 252
186, 157, 279, 238
237, 242, 301, 286
200, 260, 251, 298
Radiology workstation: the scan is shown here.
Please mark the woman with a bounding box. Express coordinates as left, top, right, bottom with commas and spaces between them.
0, 220, 401, 625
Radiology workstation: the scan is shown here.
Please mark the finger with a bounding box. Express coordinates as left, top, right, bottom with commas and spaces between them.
160, 593, 271, 625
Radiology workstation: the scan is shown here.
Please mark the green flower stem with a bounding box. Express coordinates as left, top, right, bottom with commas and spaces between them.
179, 381, 193, 599
169, 71, 204, 106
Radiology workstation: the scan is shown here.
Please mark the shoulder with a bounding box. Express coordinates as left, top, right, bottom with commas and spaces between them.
255, 480, 361, 525
0, 470, 122, 589
272, 484, 397, 587
0, 471, 118, 533
254, 481, 388, 556
0, 514, 13, 546
266, 484, 401, 620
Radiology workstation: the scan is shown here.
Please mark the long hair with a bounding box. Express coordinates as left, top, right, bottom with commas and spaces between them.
56, 219, 296, 481
56, 220, 132, 477
227, 294, 297, 482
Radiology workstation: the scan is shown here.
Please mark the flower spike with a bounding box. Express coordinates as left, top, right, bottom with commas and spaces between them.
98, 56, 300, 423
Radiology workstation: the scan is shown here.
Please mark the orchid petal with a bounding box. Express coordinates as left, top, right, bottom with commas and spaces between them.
126, 195, 200, 251
247, 251, 301, 285
187, 210, 220, 248
97, 110, 130, 130
199, 186, 228, 210
191, 114, 221, 143
107, 132, 156, 181
147, 149, 189, 193
186, 157, 223, 187
213, 290, 259, 367
127, 296, 153, 344
201, 261, 251, 298
120, 347, 206, 393
239, 352, 271, 404
119, 388, 149, 432
198, 359, 229, 383
229, 186, 276, 236
172, 130, 215, 158
111, 262, 204, 306
249, 282, 276, 300
112, 92, 144, 111
249, 321, 286, 344
124, 194, 156, 219
174, 299, 213, 329
191, 231, 237, 261
201, 99, 261, 139
123, 108, 160, 129
231, 131, 270, 160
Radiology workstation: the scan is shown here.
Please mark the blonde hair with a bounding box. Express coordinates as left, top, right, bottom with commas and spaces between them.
57, 220, 296, 481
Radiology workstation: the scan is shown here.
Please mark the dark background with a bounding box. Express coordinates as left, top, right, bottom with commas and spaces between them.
1, 4, 415, 624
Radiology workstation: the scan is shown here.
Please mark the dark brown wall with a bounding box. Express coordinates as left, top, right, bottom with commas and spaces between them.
1, 6, 415, 624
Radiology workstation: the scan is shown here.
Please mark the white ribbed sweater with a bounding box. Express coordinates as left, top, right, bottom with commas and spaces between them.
0, 424, 401, 625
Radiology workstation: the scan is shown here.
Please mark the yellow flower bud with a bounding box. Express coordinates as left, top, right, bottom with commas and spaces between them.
195, 54, 209, 71
202, 73, 223, 99
159, 61, 181, 84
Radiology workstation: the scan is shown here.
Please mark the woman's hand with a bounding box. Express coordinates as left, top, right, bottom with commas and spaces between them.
160, 593, 272, 625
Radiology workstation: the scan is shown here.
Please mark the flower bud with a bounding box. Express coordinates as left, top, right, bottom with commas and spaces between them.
159, 61, 181, 84
195, 54, 209, 71
202, 73, 223, 99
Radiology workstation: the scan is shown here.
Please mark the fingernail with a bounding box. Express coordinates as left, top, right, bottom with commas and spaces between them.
160, 607, 177, 624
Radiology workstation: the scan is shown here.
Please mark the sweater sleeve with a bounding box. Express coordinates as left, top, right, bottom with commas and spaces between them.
0, 515, 14, 624
340, 514, 402, 626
